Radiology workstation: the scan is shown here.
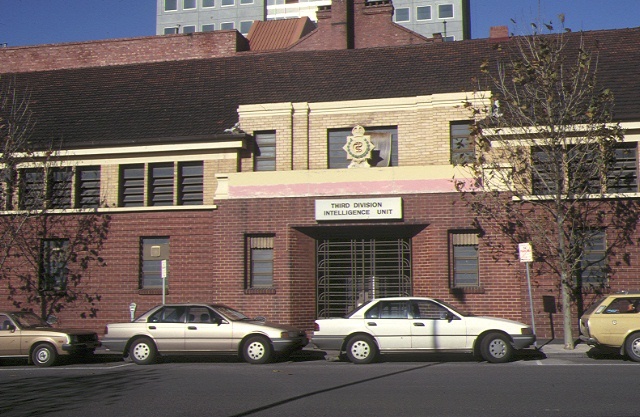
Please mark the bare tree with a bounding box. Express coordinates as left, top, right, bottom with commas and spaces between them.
0, 77, 110, 321
456, 20, 639, 349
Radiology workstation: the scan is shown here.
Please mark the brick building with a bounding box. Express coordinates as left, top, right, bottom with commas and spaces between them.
1, 18, 640, 341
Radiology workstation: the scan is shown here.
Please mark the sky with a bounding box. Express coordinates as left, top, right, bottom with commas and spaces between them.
0, 0, 638, 48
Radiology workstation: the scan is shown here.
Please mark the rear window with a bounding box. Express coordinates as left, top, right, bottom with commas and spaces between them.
582, 297, 607, 315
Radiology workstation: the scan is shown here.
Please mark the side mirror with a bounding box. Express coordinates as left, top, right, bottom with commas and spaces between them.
6, 324, 16, 332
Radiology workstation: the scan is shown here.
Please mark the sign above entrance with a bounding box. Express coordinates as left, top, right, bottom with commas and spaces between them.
315, 197, 403, 221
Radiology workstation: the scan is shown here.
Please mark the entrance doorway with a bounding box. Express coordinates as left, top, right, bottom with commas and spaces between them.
316, 238, 411, 318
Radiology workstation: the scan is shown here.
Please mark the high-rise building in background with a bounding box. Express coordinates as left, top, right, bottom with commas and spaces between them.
156, 0, 470, 41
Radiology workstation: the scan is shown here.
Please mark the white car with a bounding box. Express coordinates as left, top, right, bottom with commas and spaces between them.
312, 297, 535, 364
102, 304, 308, 365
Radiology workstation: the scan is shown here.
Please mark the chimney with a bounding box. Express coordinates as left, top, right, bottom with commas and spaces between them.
489, 26, 509, 40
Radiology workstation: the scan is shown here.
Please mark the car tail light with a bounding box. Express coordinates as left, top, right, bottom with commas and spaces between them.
314, 323, 320, 332
104, 326, 108, 335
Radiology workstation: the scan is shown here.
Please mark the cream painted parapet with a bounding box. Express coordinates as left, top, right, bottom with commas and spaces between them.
214, 165, 474, 200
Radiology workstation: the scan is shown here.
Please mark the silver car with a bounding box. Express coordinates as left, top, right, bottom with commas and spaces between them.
102, 304, 308, 365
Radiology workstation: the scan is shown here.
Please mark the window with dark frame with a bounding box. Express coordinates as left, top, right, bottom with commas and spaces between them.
254, 132, 276, 171
19, 168, 45, 210
40, 238, 69, 291
451, 232, 479, 287
48, 167, 73, 209
149, 163, 174, 206
328, 127, 398, 169
248, 236, 274, 288
450, 121, 474, 165
76, 166, 101, 208
141, 237, 169, 289
178, 161, 204, 205
532, 144, 638, 195
120, 164, 145, 207
580, 230, 607, 287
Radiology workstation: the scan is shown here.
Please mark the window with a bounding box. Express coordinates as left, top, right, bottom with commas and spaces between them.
19, 168, 45, 209
178, 161, 204, 205
328, 127, 398, 169
365, 301, 408, 319
76, 166, 101, 208
395, 8, 409, 22
202, 24, 215, 32
46, 167, 72, 209
164, 0, 178, 11
164, 27, 179, 35
120, 164, 145, 207
438, 4, 453, 19
451, 232, 479, 287
183, 0, 197, 9
40, 239, 69, 291
412, 300, 451, 319
141, 237, 169, 289
148, 163, 174, 206
203, 0, 215, 7
183, 25, 196, 34
240, 21, 253, 34
608, 145, 638, 193
240, 0, 253, 4
450, 122, 474, 165
416, 5, 431, 20
603, 298, 640, 314
248, 236, 274, 288
532, 144, 638, 195
220, 22, 234, 29
254, 132, 276, 171
580, 230, 606, 286
222, 0, 234, 6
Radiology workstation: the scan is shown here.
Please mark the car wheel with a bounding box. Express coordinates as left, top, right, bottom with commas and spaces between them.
624, 332, 640, 362
243, 335, 273, 364
480, 332, 513, 363
129, 337, 158, 365
31, 343, 58, 367
346, 335, 378, 364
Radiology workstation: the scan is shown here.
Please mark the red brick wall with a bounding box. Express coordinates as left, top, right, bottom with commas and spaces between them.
1, 192, 631, 340
291, 0, 430, 51
0, 31, 249, 74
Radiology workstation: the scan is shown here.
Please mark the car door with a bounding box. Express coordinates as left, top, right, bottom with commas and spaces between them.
363, 300, 412, 350
596, 297, 640, 346
0, 314, 21, 355
410, 300, 468, 350
146, 306, 187, 352
183, 306, 233, 352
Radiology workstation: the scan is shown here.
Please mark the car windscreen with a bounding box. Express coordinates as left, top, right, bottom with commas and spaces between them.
215, 306, 250, 321
11, 312, 50, 329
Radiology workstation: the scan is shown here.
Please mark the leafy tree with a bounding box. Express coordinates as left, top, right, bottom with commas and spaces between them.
0, 78, 110, 321
456, 19, 639, 348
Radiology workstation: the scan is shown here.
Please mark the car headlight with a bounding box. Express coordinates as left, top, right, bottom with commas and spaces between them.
520, 327, 533, 335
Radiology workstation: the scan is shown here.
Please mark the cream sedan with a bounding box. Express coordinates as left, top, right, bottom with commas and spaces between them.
0, 311, 101, 367
102, 304, 308, 365
312, 297, 536, 364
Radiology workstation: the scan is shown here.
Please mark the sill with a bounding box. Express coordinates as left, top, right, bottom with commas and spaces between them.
139, 288, 168, 295
244, 288, 276, 295
450, 287, 485, 294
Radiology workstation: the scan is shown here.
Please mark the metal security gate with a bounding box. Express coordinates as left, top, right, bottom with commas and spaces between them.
316, 238, 411, 318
